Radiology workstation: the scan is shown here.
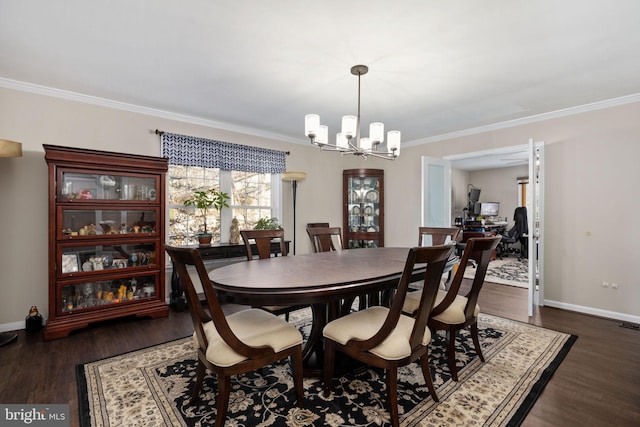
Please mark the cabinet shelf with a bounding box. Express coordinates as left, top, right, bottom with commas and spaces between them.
44, 145, 169, 340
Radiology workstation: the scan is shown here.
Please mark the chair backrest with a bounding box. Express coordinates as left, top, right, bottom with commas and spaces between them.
507, 206, 528, 239
432, 235, 502, 320
418, 227, 461, 246
307, 226, 344, 252
164, 246, 269, 359
349, 244, 456, 352
306, 223, 333, 252
240, 229, 287, 260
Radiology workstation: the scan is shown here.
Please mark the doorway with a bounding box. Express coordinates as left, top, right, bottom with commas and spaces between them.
424, 142, 543, 317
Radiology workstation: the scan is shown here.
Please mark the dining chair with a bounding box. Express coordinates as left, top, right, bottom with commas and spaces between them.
307, 226, 344, 252
240, 229, 306, 320
403, 235, 502, 381
322, 244, 456, 427
165, 245, 304, 427
417, 227, 462, 289
306, 222, 331, 252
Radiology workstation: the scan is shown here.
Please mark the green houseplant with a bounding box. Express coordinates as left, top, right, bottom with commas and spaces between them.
254, 217, 283, 230
183, 188, 230, 245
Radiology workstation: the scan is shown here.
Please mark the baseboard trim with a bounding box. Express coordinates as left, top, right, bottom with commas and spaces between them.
543, 299, 640, 324
3, 301, 637, 332
0, 320, 26, 333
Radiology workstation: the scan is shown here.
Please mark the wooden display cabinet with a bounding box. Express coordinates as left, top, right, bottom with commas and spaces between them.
43, 145, 169, 340
343, 169, 384, 248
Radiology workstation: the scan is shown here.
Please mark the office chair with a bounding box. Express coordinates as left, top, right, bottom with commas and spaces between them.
500, 206, 528, 259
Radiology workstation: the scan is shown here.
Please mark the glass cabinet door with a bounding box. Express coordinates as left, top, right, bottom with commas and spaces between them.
58, 208, 158, 239
58, 273, 158, 315
346, 176, 381, 234
343, 169, 384, 249
58, 242, 158, 276
59, 171, 158, 201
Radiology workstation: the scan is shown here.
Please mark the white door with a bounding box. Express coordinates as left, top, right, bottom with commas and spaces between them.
527, 139, 544, 317
421, 156, 452, 227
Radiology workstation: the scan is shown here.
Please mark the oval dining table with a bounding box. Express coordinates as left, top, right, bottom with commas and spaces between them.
208, 247, 432, 376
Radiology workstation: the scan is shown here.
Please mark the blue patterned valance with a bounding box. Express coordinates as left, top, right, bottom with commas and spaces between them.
161, 132, 287, 173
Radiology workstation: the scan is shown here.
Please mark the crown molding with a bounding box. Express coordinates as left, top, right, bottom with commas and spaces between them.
2, 77, 638, 148
0, 77, 303, 144
403, 92, 640, 147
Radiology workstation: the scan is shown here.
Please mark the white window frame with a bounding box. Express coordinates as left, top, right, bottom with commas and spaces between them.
165, 166, 282, 246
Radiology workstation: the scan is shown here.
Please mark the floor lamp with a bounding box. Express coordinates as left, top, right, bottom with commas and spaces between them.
0, 139, 22, 347
281, 171, 307, 255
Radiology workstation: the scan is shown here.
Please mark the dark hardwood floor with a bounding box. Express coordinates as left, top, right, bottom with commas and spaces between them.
1, 282, 638, 427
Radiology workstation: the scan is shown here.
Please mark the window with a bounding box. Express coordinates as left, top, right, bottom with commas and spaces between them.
162, 132, 286, 246
167, 167, 281, 245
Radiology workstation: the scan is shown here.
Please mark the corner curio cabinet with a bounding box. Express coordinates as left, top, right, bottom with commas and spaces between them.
343, 169, 384, 248
43, 145, 169, 340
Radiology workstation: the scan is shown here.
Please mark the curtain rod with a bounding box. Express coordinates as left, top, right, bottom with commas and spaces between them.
154, 129, 290, 155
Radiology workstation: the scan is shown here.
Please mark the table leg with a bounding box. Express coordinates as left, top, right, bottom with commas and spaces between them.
301, 303, 328, 377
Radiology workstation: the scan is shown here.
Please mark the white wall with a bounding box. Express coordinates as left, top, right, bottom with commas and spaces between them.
1, 86, 639, 330
384, 102, 639, 323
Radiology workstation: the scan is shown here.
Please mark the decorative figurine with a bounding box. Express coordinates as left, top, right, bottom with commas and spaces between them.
229, 217, 240, 244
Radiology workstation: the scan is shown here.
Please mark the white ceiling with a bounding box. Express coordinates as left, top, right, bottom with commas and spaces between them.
1, 1, 639, 166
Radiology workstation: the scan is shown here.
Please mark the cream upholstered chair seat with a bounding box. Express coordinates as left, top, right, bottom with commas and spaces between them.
323, 306, 431, 360
403, 289, 479, 323
198, 308, 303, 367
322, 244, 456, 427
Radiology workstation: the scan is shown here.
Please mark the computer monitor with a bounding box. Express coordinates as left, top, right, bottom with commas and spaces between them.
479, 202, 500, 217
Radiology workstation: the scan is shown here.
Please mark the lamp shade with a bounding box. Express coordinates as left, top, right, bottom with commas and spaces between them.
336, 133, 349, 150
282, 171, 307, 182
387, 131, 401, 155
341, 115, 357, 138
0, 139, 22, 158
369, 122, 384, 144
305, 114, 320, 137
316, 125, 329, 145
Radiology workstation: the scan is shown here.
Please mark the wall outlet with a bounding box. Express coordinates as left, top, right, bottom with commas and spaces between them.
611, 283, 619, 290
602, 281, 610, 288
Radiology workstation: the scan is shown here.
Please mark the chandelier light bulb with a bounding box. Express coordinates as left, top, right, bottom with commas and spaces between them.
305, 114, 320, 138
387, 130, 401, 156
317, 125, 329, 145
341, 115, 357, 138
360, 137, 372, 151
336, 133, 349, 150
369, 122, 384, 144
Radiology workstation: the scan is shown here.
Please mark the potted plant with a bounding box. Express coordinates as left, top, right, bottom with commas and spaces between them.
183, 188, 230, 246
254, 217, 283, 230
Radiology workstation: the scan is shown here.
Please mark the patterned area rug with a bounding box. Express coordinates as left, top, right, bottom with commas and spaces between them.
465, 258, 529, 288
77, 312, 575, 427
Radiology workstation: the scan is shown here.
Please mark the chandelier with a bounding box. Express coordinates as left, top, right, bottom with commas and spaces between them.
304, 65, 401, 160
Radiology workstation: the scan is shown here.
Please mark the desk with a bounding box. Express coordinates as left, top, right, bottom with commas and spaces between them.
169, 241, 289, 311
458, 222, 507, 233
209, 247, 428, 376
460, 231, 498, 260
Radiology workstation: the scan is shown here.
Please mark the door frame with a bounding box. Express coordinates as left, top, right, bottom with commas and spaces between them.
438, 143, 544, 317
